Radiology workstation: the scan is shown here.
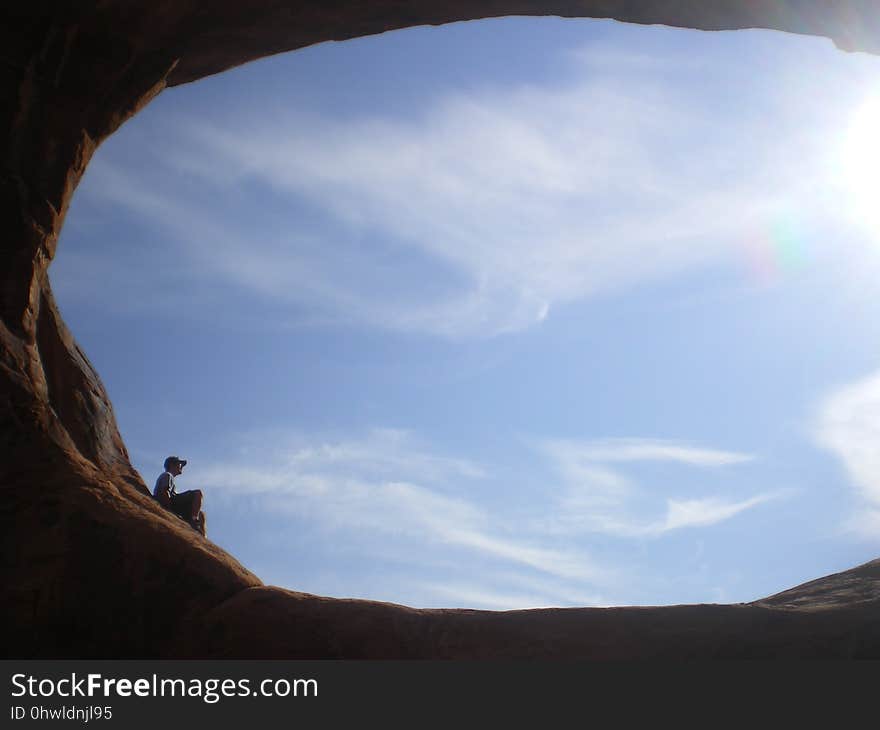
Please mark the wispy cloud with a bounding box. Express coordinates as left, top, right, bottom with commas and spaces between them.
661, 494, 778, 532
416, 580, 609, 611
544, 437, 754, 467
537, 438, 781, 538
195, 428, 606, 583
185, 428, 782, 608
815, 369, 880, 537
61, 39, 838, 337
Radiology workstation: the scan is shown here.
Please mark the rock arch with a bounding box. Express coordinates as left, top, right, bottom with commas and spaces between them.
3, 2, 880, 658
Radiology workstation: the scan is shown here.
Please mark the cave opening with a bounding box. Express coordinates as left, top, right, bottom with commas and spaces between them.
49, 16, 880, 612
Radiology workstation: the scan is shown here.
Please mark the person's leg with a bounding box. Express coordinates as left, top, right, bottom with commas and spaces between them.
169, 491, 203, 533
192, 489, 202, 521
168, 492, 189, 522
181, 491, 205, 536
184, 489, 202, 522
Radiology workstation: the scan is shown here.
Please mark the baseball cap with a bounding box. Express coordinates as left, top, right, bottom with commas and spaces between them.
164, 456, 188, 470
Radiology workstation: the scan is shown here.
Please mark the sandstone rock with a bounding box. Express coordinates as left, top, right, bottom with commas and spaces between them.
3, 1, 880, 659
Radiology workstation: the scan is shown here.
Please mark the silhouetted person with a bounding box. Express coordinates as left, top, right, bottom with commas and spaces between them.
154, 456, 206, 536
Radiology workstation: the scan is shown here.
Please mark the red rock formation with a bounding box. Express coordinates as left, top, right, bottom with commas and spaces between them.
3, 1, 880, 658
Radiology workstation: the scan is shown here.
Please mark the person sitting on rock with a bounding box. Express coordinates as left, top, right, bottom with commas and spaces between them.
154, 456, 206, 536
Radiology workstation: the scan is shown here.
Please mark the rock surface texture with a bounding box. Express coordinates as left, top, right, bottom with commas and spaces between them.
3, 1, 880, 658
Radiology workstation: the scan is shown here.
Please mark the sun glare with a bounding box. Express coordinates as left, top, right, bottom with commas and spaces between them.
841, 97, 880, 232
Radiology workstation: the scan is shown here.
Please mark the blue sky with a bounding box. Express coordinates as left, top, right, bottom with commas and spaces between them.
52, 17, 880, 609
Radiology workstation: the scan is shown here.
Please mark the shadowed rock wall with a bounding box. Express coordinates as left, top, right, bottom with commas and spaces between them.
3, 1, 880, 659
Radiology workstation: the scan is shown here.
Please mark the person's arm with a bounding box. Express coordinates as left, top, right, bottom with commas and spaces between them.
155, 472, 172, 508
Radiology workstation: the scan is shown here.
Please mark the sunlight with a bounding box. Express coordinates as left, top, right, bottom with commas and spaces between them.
840, 96, 880, 233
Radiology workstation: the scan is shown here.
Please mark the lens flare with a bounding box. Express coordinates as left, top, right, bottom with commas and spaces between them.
741, 210, 812, 284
